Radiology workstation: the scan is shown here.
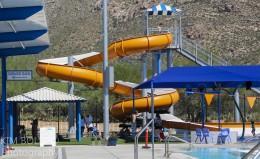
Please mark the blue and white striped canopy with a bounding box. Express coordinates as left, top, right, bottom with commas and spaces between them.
147, 3, 181, 16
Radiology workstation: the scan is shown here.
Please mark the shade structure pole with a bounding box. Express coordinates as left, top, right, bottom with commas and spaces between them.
132, 89, 136, 136
141, 55, 147, 126
234, 89, 241, 122
151, 80, 155, 159
76, 101, 81, 142
102, 0, 110, 141
232, 90, 245, 139
217, 92, 221, 129
8, 102, 13, 144
1, 57, 7, 139
200, 93, 205, 128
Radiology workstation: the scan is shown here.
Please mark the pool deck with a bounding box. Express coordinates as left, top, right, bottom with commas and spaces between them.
1, 143, 256, 159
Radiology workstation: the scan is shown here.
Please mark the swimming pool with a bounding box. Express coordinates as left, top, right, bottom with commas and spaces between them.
185, 147, 248, 159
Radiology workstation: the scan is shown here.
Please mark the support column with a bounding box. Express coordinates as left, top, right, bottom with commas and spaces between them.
167, 49, 175, 115
76, 101, 81, 142
234, 89, 241, 122
68, 56, 75, 131
132, 89, 136, 137
141, 55, 147, 126
1, 57, 7, 139
217, 93, 222, 129
13, 103, 18, 139
8, 102, 13, 144
151, 81, 155, 159
155, 53, 161, 74
200, 93, 206, 128
166, 49, 173, 68
102, 0, 110, 141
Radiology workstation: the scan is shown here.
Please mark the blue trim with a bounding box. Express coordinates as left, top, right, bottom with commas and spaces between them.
0, 30, 47, 43
0, 45, 49, 56
0, 6, 43, 21
76, 102, 81, 142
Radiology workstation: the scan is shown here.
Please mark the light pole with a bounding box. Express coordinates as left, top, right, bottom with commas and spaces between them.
102, 0, 109, 141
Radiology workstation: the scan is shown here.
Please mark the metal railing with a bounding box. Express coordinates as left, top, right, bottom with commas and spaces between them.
134, 119, 153, 159
164, 135, 193, 158
242, 142, 260, 159
181, 38, 229, 66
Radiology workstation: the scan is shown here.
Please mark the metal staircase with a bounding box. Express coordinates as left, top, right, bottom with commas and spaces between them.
176, 38, 228, 66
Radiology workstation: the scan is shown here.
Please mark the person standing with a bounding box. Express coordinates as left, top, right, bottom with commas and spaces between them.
31, 119, 38, 143
85, 114, 93, 133
81, 116, 85, 137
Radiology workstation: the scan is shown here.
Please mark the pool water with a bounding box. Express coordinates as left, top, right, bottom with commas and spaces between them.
185, 148, 248, 159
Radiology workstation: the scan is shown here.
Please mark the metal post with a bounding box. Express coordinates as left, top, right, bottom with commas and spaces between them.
195, 44, 198, 62
146, 12, 149, 35
68, 56, 74, 131
58, 106, 60, 135
156, 53, 161, 74
102, 0, 110, 141
179, 15, 182, 50
200, 93, 205, 128
1, 57, 7, 139
13, 103, 17, 138
132, 89, 136, 136
76, 101, 81, 142
234, 89, 241, 122
217, 93, 221, 129
166, 49, 173, 68
210, 52, 213, 66
8, 102, 13, 144
141, 55, 147, 126
151, 81, 155, 159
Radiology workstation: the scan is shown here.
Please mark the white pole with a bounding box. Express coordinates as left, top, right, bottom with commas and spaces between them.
68, 56, 74, 131
103, 0, 109, 141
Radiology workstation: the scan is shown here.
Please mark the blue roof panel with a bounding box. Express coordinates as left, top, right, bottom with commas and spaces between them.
0, 6, 43, 21
136, 66, 260, 89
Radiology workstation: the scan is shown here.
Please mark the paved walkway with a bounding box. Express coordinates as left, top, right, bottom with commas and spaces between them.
1, 144, 193, 159
2, 143, 256, 159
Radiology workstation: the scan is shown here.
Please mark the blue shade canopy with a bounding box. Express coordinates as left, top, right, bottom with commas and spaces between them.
0, 34, 49, 56
136, 66, 260, 89
0, 0, 43, 21
0, 19, 47, 42
0, 8, 50, 56
147, 3, 181, 16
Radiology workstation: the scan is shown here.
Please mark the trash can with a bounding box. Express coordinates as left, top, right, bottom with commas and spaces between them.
107, 137, 117, 146
0, 143, 3, 156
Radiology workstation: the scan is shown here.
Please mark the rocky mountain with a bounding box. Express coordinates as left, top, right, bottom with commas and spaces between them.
43, 0, 259, 64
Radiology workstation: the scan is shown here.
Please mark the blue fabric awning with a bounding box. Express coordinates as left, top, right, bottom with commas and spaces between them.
135, 66, 260, 89
0, 0, 43, 21
147, 3, 181, 16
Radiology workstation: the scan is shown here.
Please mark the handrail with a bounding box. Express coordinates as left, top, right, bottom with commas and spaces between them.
242, 142, 260, 159
164, 135, 193, 158
134, 119, 154, 159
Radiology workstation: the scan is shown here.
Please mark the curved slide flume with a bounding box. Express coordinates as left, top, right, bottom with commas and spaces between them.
36, 33, 180, 119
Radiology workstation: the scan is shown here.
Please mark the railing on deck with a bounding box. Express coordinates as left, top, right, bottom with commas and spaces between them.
164, 135, 193, 158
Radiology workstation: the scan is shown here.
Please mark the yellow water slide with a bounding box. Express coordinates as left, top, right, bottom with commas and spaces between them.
36, 33, 180, 119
